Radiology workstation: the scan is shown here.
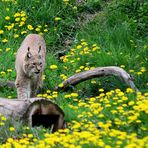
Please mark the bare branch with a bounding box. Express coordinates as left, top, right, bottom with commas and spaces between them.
56, 66, 139, 91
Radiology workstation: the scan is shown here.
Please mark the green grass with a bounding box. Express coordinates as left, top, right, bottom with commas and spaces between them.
0, 0, 148, 147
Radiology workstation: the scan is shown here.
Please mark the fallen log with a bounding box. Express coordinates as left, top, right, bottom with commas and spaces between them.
57, 66, 139, 91
0, 98, 65, 132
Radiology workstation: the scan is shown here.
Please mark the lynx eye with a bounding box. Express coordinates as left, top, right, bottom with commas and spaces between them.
39, 62, 42, 65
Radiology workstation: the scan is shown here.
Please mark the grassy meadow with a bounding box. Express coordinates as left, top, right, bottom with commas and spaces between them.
0, 0, 148, 147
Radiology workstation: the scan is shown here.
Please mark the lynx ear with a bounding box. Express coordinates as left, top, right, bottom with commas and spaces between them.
38, 46, 41, 53
26, 47, 32, 59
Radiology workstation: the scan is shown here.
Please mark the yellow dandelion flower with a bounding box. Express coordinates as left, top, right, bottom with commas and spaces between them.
129, 69, 134, 73
15, 17, 20, 22
84, 67, 89, 71
5, 48, 11, 52
19, 21, 25, 26
0, 122, 5, 126
35, 27, 40, 32
99, 88, 104, 92
0, 30, 4, 34
137, 71, 142, 75
0, 71, 6, 75
50, 65, 58, 70
77, 45, 82, 49
14, 12, 20, 17
7, 69, 12, 72
21, 31, 27, 34
58, 83, 64, 88
14, 34, 19, 38
5, 16, 10, 20
73, 6, 77, 10
75, 69, 81, 73
21, 17, 26, 21
1, 116, 6, 121
63, 0, 69, 2
55, 17, 61, 21
140, 67, 146, 72
2, 39, 8, 43
28, 134, 33, 138
7, 138, 13, 143
120, 65, 125, 68
126, 88, 134, 93
44, 29, 48, 32
71, 93, 78, 97
27, 25, 34, 30
9, 127, 15, 131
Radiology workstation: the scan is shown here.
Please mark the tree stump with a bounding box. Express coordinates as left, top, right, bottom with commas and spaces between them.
0, 98, 65, 132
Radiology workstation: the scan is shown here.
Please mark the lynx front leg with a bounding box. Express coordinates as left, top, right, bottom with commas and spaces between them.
30, 74, 42, 97
15, 77, 31, 99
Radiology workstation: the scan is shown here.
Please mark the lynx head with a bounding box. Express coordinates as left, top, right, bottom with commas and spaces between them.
23, 46, 44, 77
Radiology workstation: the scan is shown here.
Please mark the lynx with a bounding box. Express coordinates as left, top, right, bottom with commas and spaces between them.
15, 34, 46, 99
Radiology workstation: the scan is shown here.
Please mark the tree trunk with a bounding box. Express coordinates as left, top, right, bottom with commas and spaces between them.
0, 98, 65, 132
57, 66, 139, 91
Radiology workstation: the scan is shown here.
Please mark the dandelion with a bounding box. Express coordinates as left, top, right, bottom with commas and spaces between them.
1, 116, 6, 121
21, 31, 27, 34
137, 72, 142, 75
50, 65, 58, 70
2, 39, 8, 43
35, 27, 40, 32
77, 45, 82, 49
9, 127, 15, 131
99, 88, 104, 92
71, 93, 78, 97
5, 16, 10, 20
42, 74, 46, 80
14, 34, 19, 38
75, 69, 81, 73
55, 17, 61, 21
120, 65, 125, 68
27, 25, 34, 30
58, 83, 64, 88
14, 12, 20, 17
129, 69, 134, 73
7, 69, 12, 72
73, 6, 77, 10
84, 67, 89, 71
5, 48, 11, 52
7, 138, 13, 143
126, 88, 134, 93
0, 122, 5, 126
0, 30, 4, 34
44, 29, 48, 32
63, 0, 69, 2
15, 17, 20, 22
140, 67, 146, 72
28, 134, 33, 138
91, 80, 97, 84
79, 66, 84, 69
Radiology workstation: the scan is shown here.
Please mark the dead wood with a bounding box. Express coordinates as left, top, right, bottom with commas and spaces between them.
0, 98, 65, 132
56, 66, 139, 91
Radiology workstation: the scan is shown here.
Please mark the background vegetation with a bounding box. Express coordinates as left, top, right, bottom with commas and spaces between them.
0, 0, 147, 147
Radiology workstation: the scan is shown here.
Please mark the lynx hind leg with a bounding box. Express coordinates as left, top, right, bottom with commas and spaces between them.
15, 77, 31, 99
